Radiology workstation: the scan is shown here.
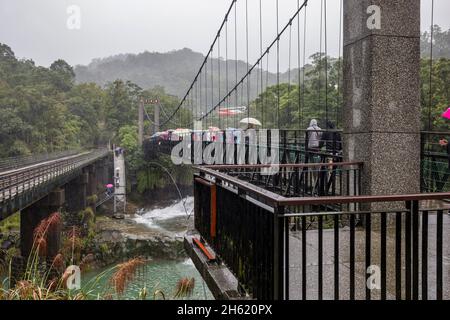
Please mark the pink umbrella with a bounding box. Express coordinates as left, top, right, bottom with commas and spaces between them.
106, 184, 113, 188
441, 107, 450, 120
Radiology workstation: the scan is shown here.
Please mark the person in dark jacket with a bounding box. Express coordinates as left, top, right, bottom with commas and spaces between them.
320, 120, 342, 156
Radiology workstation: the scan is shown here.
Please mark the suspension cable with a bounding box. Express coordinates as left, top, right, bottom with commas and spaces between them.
235, 2, 238, 129
428, 0, 435, 131
260, 0, 264, 127
288, 22, 293, 126
218, 35, 221, 129
319, 0, 323, 121
198, 0, 309, 122
302, 4, 307, 129
159, 0, 237, 128
297, 0, 301, 130
246, 0, 250, 121
276, 0, 280, 128
324, 0, 328, 125
337, 0, 342, 127
225, 16, 229, 129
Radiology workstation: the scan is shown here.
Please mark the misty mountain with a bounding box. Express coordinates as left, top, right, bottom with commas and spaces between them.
74, 48, 309, 100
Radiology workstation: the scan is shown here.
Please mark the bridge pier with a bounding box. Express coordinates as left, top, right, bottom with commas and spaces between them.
65, 172, 88, 215
86, 165, 97, 197
20, 188, 64, 258
98, 159, 108, 187
86, 165, 98, 214
343, 0, 421, 201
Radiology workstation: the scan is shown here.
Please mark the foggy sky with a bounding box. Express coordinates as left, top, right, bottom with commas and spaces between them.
0, 0, 448, 71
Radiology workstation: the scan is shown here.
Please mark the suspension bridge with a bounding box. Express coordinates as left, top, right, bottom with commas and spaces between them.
0, 0, 448, 300
142, 0, 450, 300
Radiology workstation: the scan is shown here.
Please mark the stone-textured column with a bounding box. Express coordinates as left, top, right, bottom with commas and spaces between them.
20, 188, 64, 258
343, 0, 421, 198
65, 172, 88, 214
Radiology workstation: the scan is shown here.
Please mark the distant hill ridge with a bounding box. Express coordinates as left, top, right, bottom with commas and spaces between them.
74, 48, 307, 99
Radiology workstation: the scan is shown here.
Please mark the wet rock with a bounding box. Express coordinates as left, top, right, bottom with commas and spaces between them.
92, 215, 187, 266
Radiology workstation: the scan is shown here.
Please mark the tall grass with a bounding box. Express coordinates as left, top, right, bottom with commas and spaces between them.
0, 211, 196, 300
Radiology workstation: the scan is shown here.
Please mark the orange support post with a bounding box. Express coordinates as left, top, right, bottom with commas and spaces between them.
193, 238, 216, 262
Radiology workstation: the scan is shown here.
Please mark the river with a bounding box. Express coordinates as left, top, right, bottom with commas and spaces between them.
83, 197, 214, 300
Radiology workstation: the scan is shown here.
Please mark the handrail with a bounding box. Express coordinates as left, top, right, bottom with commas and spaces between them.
0, 149, 84, 172
276, 192, 450, 206
203, 161, 363, 170
196, 165, 450, 208
0, 149, 110, 203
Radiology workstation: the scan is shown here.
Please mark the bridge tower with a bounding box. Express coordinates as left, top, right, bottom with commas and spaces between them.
343, 0, 421, 198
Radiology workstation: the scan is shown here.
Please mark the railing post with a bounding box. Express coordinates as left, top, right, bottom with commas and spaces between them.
210, 183, 217, 241
273, 205, 285, 300
420, 132, 425, 192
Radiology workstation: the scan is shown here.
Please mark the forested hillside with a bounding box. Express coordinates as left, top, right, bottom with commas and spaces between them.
0, 43, 189, 158
74, 48, 308, 100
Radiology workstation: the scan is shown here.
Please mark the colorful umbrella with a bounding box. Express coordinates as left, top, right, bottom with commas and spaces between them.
442, 107, 450, 120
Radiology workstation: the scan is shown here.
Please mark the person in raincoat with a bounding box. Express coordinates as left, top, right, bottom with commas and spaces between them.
106, 184, 114, 196
306, 119, 322, 160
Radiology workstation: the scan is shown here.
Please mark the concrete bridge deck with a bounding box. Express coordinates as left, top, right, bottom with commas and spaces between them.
0, 149, 111, 219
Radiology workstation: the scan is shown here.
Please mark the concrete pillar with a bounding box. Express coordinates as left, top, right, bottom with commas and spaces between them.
86, 165, 97, 197
343, 1, 421, 198
65, 172, 88, 214
20, 188, 64, 258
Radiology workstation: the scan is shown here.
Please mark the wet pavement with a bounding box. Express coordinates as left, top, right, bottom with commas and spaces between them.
288, 212, 450, 300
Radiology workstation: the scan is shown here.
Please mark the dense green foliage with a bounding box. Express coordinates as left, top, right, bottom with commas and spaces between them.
0, 44, 191, 158
421, 58, 450, 131
214, 53, 449, 131
245, 53, 342, 130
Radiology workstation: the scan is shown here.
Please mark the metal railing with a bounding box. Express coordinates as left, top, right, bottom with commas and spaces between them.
0, 149, 110, 219
194, 165, 449, 300
203, 162, 362, 199
147, 130, 450, 194
421, 131, 450, 192
0, 149, 83, 173
144, 129, 344, 165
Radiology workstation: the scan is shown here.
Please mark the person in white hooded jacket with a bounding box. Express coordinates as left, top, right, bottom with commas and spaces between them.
306, 119, 322, 151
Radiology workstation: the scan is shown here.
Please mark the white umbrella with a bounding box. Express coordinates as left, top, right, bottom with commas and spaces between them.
240, 117, 262, 126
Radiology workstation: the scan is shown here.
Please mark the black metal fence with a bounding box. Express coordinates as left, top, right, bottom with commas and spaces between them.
421, 131, 450, 192
194, 166, 449, 300
147, 129, 450, 194
145, 129, 343, 165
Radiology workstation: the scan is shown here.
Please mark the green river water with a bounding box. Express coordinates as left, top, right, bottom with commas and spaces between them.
82, 196, 213, 300
82, 258, 213, 300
